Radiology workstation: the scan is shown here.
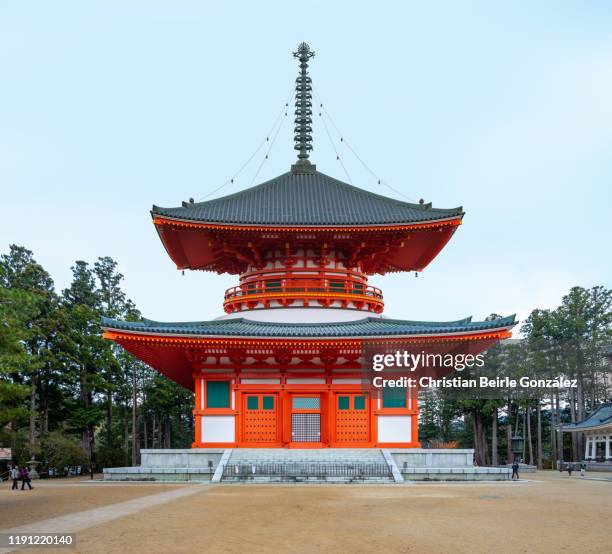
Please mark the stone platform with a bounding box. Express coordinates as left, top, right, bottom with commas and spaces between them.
104, 448, 511, 483
103, 449, 222, 482
393, 449, 511, 481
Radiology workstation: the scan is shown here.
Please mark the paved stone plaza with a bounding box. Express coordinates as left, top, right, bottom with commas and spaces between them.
1, 471, 610, 553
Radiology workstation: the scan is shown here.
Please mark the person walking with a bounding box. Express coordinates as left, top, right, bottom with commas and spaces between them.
567, 463, 573, 477
511, 460, 519, 481
20, 466, 32, 490
580, 461, 587, 477
10, 465, 20, 490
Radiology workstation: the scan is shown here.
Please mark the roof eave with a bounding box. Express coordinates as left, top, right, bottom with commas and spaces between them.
561, 421, 612, 432
150, 212, 465, 230
101, 323, 515, 342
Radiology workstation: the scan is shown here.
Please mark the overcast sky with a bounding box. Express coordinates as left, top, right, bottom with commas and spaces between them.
1, 1, 611, 332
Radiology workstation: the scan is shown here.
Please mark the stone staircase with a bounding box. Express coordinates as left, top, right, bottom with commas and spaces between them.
220, 448, 396, 483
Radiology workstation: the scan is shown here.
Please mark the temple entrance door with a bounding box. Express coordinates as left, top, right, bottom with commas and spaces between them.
334, 393, 370, 445
291, 395, 322, 444
242, 393, 280, 445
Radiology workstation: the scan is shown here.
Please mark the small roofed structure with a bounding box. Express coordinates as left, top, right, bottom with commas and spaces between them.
562, 403, 612, 462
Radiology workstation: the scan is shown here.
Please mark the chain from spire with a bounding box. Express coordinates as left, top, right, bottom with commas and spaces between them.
292, 42, 316, 172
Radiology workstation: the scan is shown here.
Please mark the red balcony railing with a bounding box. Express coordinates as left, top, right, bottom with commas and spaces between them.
223, 279, 384, 314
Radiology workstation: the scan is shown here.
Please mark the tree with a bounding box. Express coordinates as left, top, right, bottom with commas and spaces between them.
0, 245, 61, 457
0, 244, 195, 469
143, 374, 193, 449
0, 287, 35, 432
94, 257, 131, 452
62, 261, 105, 459
40, 431, 88, 474
553, 287, 612, 459
520, 287, 612, 463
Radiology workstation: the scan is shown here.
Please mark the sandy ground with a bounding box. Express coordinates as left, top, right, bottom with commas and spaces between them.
3, 472, 611, 554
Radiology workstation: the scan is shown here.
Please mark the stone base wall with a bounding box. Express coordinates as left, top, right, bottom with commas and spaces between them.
585, 462, 612, 472
402, 467, 510, 481
140, 449, 224, 468
390, 448, 474, 468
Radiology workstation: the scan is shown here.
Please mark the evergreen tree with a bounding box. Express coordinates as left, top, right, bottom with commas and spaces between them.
62, 261, 105, 461
0, 287, 35, 431
0, 245, 61, 457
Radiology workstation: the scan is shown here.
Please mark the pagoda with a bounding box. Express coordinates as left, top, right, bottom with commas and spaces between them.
103, 43, 515, 448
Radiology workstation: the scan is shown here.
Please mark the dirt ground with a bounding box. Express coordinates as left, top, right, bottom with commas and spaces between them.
0, 476, 182, 529
3, 472, 611, 554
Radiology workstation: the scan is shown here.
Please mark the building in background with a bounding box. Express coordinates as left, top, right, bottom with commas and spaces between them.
562, 403, 612, 463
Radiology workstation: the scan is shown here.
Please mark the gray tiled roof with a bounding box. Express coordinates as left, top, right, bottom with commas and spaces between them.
151, 171, 464, 226
101, 314, 516, 339
561, 403, 612, 431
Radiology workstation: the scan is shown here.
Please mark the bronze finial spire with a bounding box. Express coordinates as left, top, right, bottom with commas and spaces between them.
292, 42, 316, 173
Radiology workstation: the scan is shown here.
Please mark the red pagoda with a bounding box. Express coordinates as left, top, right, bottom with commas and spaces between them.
103, 43, 515, 449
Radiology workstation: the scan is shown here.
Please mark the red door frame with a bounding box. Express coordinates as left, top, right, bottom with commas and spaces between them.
285, 392, 328, 448
330, 392, 373, 447
239, 391, 282, 447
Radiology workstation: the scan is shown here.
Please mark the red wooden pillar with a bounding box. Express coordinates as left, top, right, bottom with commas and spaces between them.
281, 389, 291, 445
320, 390, 329, 446
410, 383, 420, 447
192, 375, 202, 448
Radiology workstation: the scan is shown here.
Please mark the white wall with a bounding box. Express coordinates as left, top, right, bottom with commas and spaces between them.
217, 308, 382, 323
201, 416, 235, 443
378, 415, 411, 443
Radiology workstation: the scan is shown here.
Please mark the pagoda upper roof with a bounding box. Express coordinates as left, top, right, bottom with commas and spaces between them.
152, 170, 464, 228
102, 314, 515, 339
561, 403, 612, 432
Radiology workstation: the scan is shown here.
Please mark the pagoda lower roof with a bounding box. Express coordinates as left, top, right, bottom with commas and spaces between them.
561, 403, 612, 432
101, 314, 516, 339
151, 170, 464, 227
